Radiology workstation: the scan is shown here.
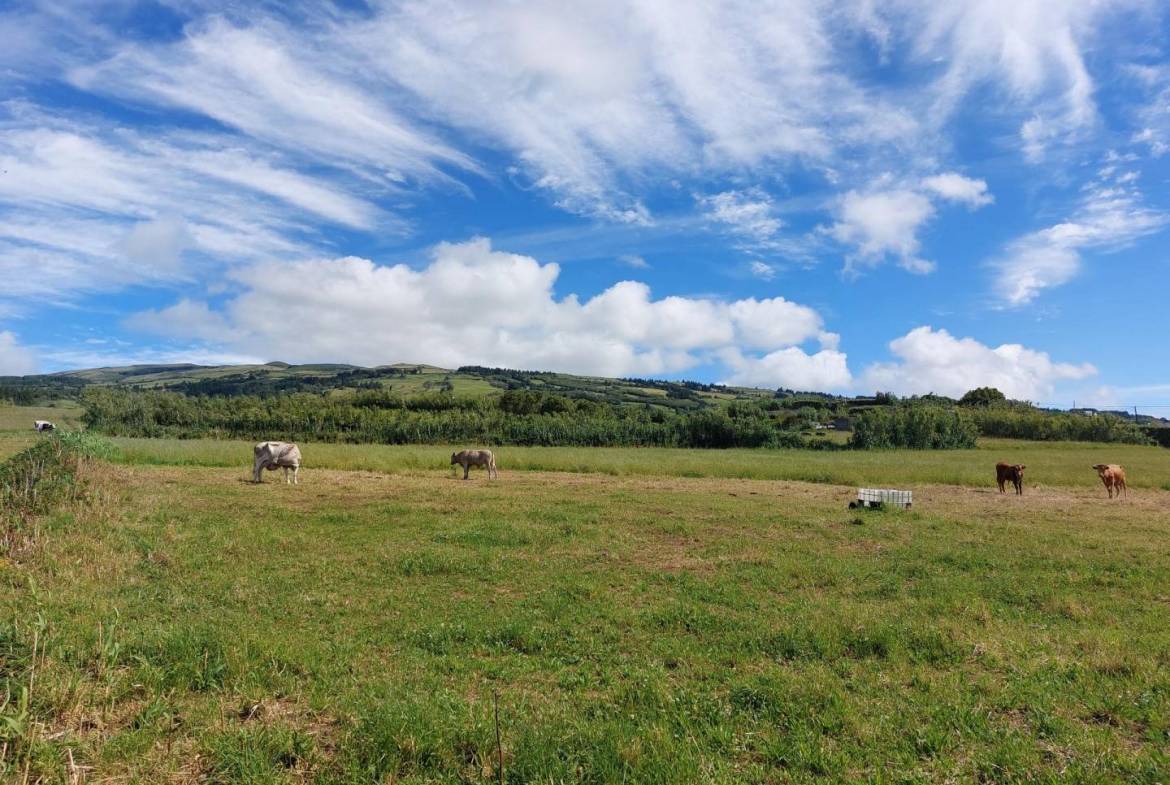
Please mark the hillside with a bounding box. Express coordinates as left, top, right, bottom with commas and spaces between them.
1, 361, 802, 411
1, 362, 1165, 448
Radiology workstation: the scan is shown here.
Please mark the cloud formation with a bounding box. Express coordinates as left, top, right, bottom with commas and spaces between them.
860, 326, 1096, 401
992, 168, 1167, 305
826, 173, 992, 274
127, 238, 845, 389
0, 331, 37, 376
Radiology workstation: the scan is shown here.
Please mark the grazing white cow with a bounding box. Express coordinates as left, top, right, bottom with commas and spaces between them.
33, 420, 55, 432
451, 449, 498, 480
253, 441, 302, 484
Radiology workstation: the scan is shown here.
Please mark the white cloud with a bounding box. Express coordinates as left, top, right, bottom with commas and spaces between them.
124, 298, 236, 343
719, 347, 852, 391
126, 238, 842, 386
920, 172, 993, 207
829, 187, 937, 274
749, 261, 776, 280
120, 215, 191, 272
618, 254, 650, 269
70, 19, 477, 187
0, 331, 37, 376
992, 171, 1167, 306
699, 189, 784, 244
334, 0, 925, 220
897, 0, 1136, 157
860, 326, 1096, 401
0, 116, 384, 305
828, 170, 997, 274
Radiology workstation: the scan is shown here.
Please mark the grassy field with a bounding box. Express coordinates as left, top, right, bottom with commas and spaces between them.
2, 417, 1170, 783
110, 435, 1170, 490
0, 401, 84, 460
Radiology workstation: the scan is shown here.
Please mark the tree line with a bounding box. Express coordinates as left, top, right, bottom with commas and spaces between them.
64, 386, 1160, 450
80, 388, 816, 449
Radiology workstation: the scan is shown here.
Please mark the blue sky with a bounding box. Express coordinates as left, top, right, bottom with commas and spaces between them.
1, 1, 1169, 408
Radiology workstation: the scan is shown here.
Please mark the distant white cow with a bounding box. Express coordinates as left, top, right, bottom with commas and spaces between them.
253, 441, 302, 484
33, 420, 55, 433
451, 449, 498, 480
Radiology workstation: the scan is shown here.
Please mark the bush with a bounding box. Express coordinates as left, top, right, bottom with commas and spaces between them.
958, 387, 1007, 407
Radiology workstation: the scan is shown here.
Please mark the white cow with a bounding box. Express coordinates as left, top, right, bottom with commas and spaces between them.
253, 441, 302, 484
451, 449, 498, 480
33, 420, 55, 432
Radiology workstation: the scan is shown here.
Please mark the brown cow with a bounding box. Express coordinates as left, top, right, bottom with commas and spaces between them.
996, 462, 1025, 495
1092, 464, 1127, 499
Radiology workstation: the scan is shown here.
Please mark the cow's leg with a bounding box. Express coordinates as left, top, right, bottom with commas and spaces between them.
1015, 479, 1022, 495
254, 458, 264, 483
463, 463, 470, 480
293, 466, 299, 485
997, 478, 1005, 493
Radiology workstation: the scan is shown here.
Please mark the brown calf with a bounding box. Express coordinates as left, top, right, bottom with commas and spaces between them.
996, 462, 1025, 495
1092, 464, 1127, 499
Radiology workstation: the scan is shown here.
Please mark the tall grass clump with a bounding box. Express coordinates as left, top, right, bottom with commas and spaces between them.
0, 431, 117, 555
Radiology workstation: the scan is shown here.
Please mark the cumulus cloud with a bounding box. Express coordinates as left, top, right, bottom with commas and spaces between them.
829, 187, 938, 274
0, 331, 37, 376
860, 326, 1096, 401
920, 172, 993, 207
719, 347, 852, 391
126, 238, 845, 389
992, 170, 1167, 306
828, 171, 994, 274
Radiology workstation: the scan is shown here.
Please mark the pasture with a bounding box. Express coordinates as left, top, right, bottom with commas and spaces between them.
2, 418, 1169, 782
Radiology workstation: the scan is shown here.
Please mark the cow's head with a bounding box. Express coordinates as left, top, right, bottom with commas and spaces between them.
451, 452, 457, 464
1014, 464, 1026, 473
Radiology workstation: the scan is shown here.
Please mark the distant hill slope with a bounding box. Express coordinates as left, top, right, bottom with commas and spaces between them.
0, 362, 817, 411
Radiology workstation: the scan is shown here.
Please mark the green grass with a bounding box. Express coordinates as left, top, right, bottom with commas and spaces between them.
106, 435, 1170, 488
2, 440, 1169, 782
1, 409, 1168, 781
0, 402, 84, 460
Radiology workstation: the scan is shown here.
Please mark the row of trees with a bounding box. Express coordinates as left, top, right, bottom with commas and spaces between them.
75, 385, 1158, 450
967, 408, 1150, 443
848, 400, 1150, 448
80, 388, 812, 449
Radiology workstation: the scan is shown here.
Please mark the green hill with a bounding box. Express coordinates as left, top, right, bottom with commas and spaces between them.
3, 362, 802, 412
